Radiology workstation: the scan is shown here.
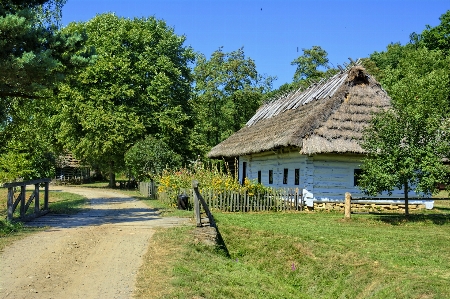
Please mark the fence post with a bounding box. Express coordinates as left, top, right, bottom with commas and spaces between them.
20, 185, 26, 218
44, 181, 49, 210
344, 192, 352, 219
192, 180, 202, 227
34, 183, 40, 214
7, 187, 14, 221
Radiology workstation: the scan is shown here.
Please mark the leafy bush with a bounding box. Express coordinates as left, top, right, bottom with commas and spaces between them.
125, 136, 182, 181
0, 220, 23, 237
0, 151, 55, 184
157, 162, 270, 197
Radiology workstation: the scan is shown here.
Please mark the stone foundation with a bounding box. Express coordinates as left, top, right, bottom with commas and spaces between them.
313, 201, 426, 213
192, 226, 218, 246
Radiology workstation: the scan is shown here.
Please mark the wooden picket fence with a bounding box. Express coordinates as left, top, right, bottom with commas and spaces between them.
139, 181, 158, 199
195, 188, 303, 212
139, 181, 304, 212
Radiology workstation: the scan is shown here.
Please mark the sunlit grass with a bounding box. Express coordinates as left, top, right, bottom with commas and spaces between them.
137, 209, 450, 298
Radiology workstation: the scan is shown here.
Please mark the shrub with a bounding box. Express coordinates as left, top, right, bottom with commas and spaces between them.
157, 162, 271, 201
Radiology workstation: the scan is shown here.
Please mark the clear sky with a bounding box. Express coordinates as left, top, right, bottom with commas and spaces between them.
61, 0, 449, 89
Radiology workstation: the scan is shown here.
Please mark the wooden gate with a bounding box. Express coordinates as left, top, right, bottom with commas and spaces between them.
3, 178, 51, 221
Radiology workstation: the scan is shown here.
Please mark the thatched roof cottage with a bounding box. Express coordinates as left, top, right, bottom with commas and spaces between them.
208, 65, 431, 208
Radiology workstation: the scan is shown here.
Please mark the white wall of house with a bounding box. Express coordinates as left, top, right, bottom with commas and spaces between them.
238, 151, 432, 208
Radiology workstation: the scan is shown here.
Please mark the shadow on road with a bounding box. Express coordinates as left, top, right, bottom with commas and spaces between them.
27, 192, 190, 229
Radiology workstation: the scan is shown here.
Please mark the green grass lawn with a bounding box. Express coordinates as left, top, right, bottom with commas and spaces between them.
135, 201, 450, 299
2, 184, 449, 298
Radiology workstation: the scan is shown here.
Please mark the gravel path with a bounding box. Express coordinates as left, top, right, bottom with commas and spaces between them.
0, 186, 190, 299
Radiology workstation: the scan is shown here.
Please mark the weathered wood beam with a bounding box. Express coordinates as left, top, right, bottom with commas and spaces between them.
3, 178, 51, 188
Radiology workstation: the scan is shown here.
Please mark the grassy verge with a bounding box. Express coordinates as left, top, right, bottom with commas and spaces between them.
135, 205, 450, 298
134, 226, 192, 298
0, 187, 87, 250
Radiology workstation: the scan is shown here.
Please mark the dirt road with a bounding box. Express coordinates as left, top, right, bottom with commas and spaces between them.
0, 187, 190, 299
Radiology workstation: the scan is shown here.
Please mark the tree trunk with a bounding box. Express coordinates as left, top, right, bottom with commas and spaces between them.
109, 161, 116, 188
404, 181, 409, 217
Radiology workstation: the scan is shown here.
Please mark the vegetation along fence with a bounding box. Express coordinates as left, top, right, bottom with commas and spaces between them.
139, 181, 304, 212
3, 178, 51, 221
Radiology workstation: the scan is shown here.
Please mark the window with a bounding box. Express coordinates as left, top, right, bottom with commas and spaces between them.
294, 169, 300, 185
258, 170, 261, 184
283, 168, 288, 184
241, 162, 247, 185
354, 169, 363, 186
269, 170, 273, 184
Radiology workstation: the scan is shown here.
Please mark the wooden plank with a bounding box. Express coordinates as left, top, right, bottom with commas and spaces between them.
192, 182, 216, 228
261, 193, 264, 211
34, 184, 41, 214
245, 192, 248, 212
293, 188, 298, 210
257, 193, 260, 212
3, 178, 51, 188
7, 188, 14, 221
230, 191, 233, 212
12, 191, 21, 212
20, 186, 26, 218
24, 191, 36, 214
193, 181, 202, 227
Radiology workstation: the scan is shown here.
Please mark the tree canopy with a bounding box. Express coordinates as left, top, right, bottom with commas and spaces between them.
0, 0, 91, 100
191, 47, 273, 155
0, 0, 92, 182
359, 11, 450, 212
265, 46, 337, 101
54, 13, 195, 186
291, 46, 337, 83
418, 10, 450, 56
124, 135, 182, 181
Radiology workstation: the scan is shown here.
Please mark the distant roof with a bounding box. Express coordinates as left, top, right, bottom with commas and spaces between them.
208, 65, 391, 158
56, 153, 87, 168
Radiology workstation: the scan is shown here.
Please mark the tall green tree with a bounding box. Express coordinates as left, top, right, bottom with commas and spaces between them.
192, 47, 273, 155
359, 48, 450, 215
417, 10, 450, 56
55, 14, 194, 187
124, 136, 182, 181
265, 46, 337, 102
0, 0, 91, 100
0, 0, 91, 182
0, 97, 56, 182
364, 10, 450, 83
291, 46, 336, 83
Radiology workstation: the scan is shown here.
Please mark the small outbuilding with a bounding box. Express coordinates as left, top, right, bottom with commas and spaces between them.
208, 64, 432, 208
55, 153, 91, 183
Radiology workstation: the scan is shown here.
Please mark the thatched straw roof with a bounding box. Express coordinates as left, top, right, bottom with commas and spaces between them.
207, 65, 391, 158
56, 153, 87, 168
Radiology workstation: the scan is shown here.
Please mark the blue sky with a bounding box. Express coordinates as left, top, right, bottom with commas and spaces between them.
61, 0, 449, 89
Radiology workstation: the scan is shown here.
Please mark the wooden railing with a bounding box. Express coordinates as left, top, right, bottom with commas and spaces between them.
192, 180, 216, 227
3, 178, 51, 221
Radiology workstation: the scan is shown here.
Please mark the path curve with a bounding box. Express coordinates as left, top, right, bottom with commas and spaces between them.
0, 186, 190, 299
